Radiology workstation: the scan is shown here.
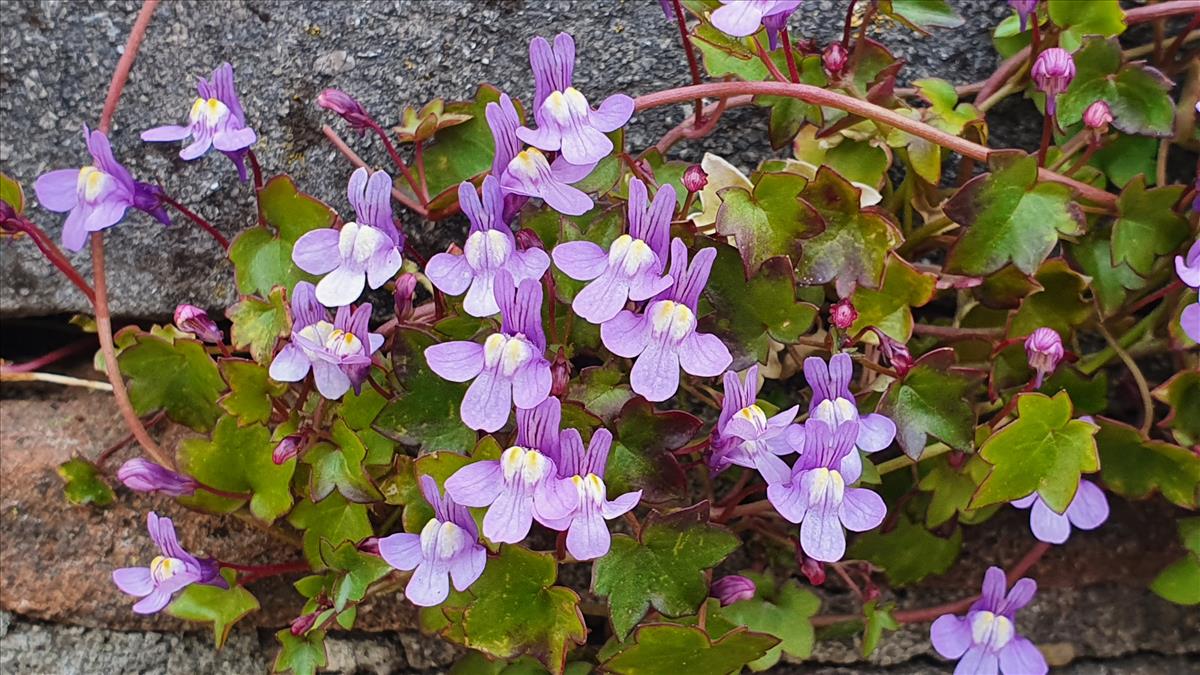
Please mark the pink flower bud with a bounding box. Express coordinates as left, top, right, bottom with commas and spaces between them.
711, 575, 757, 606
515, 228, 545, 252
1024, 327, 1064, 387
272, 434, 303, 465
358, 537, 381, 556
1031, 48, 1075, 117
174, 304, 223, 344
829, 298, 858, 330
877, 333, 914, 376
800, 555, 826, 586
823, 43, 849, 78
394, 272, 417, 322
117, 458, 198, 497
317, 89, 373, 133
682, 164, 709, 193
290, 612, 319, 636
1083, 100, 1113, 130
550, 348, 572, 398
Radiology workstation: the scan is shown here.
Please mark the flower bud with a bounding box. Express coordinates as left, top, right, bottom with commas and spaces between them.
875, 330, 914, 376
174, 304, 223, 344
272, 434, 303, 465
550, 348, 572, 398
682, 164, 709, 193
317, 89, 373, 133
1083, 100, 1113, 131
514, 228, 545, 252
829, 299, 858, 330
863, 580, 881, 603
358, 537, 381, 556
822, 43, 849, 78
1031, 48, 1075, 116
117, 458, 198, 497
1008, 0, 1039, 32
711, 575, 757, 606
633, 158, 656, 183
800, 555, 826, 586
1024, 327, 1063, 387
394, 272, 417, 322
0, 201, 33, 237
290, 611, 320, 636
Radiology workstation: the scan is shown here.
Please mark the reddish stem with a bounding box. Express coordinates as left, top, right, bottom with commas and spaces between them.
0, 337, 96, 375
197, 483, 253, 500
753, 37, 791, 83
912, 323, 1003, 340
96, 411, 166, 465
841, 0, 859, 46
246, 148, 264, 190
324, 125, 430, 216
780, 27, 801, 83
16, 226, 96, 303
413, 140, 430, 205
98, 0, 159, 133
223, 559, 310, 585
367, 121, 424, 203
160, 194, 229, 250
670, 0, 706, 127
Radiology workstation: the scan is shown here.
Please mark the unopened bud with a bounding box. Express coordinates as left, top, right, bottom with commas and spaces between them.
800, 555, 826, 586
1024, 327, 1063, 388
174, 304, 223, 344
863, 581, 881, 603
290, 611, 320, 636
823, 43, 849, 78
0, 201, 33, 237
1031, 48, 1075, 117
829, 298, 858, 330
273, 434, 303, 465
1083, 100, 1113, 131
317, 89, 373, 134
550, 348, 571, 397
874, 330, 914, 376
682, 164, 708, 193
514, 228, 545, 252
358, 537, 381, 556
117, 458, 198, 497
394, 272, 417, 322
711, 575, 757, 606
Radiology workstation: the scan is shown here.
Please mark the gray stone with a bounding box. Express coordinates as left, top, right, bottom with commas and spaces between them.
0, 0, 1016, 319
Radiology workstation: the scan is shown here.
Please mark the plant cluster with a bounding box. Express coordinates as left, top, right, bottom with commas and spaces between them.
2, 1, 1199, 674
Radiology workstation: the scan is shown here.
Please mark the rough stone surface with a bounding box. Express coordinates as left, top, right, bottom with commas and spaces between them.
0, 0, 1019, 319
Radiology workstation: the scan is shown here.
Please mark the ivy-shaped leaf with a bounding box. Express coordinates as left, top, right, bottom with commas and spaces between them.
274, 629, 327, 675
376, 329, 476, 453
918, 454, 998, 528
1095, 418, 1200, 509
1057, 38, 1171, 136
753, 55, 828, 149
704, 242, 819, 368
972, 392, 1099, 512
305, 420, 383, 503
715, 572, 819, 670
794, 167, 902, 297
689, 23, 772, 82
1068, 229, 1145, 316
177, 415, 296, 523
118, 332, 226, 432
1153, 370, 1200, 447
1007, 259, 1091, 338
600, 624, 779, 675
319, 540, 392, 611
1, 171, 25, 212
878, 349, 977, 459
230, 175, 333, 297
608, 397, 701, 503
715, 172, 820, 275
567, 367, 635, 424
879, 0, 964, 33
945, 151, 1085, 276
167, 569, 259, 647
1109, 176, 1189, 276
288, 492, 374, 569
226, 287, 291, 364
1047, 0, 1125, 52
460, 546, 586, 674
395, 98, 473, 144
861, 600, 901, 658
1150, 518, 1200, 606
593, 503, 740, 639
219, 358, 286, 425
57, 457, 114, 507
848, 516, 962, 586
848, 255, 936, 342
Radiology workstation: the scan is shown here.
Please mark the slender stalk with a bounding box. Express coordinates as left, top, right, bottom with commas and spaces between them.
245, 149, 265, 226
0, 337, 96, 374
160, 194, 229, 250
875, 443, 951, 476
1156, 138, 1170, 187
197, 483, 253, 501
323, 125, 432, 216
841, 0, 859, 46
1164, 14, 1200, 64
1077, 303, 1169, 375
1097, 319, 1155, 435
670, 0, 706, 127
780, 27, 800, 83
17, 225, 96, 303
97, 0, 159, 134
912, 323, 1003, 340
753, 37, 790, 83
367, 121, 423, 202
0, 371, 114, 391
1036, 110, 1054, 167
97, 411, 167, 465
413, 139, 431, 205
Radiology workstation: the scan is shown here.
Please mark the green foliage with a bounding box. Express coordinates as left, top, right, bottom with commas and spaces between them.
1153, 371, 1200, 447
715, 572, 820, 670
57, 457, 114, 507
178, 415, 296, 522
305, 419, 384, 502
288, 492, 374, 568
118, 332, 226, 432
227, 287, 291, 364
167, 569, 259, 647
599, 624, 779, 675
274, 629, 327, 675
1007, 259, 1091, 338
376, 329, 475, 453
567, 367, 635, 424
0, 171, 24, 212
593, 503, 739, 639
319, 540, 391, 610
879, 0, 964, 32
919, 454, 997, 527
1095, 418, 1200, 509
1109, 177, 1189, 276
848, 516, 962, 586
1068, 229, 1145, 316
607, 397, 701, 502
879, 349, 977, 459
848, 256, 936, 342
411, 85, 508, 210
230, 175, 333, 296
1151, 518, 1200, 606
1047, 0, 1125, 52
1057, 38, 1174, 137
219, 358, 286, 425
972, 392, 1099, 512
861, 601, 900, 658
715, 171, 818, 274
753, 55, 828, 148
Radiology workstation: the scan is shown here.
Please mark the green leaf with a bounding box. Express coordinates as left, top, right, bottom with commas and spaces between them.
792, 128, 891, 188
1151, 518, 1200, 606
608, 397, 701, 502
878, 349, 977, 459
716, 572, 819, 670
1153, 370, 1200, 447
1040, 368, 1109, 416
848, 256, 936, 342
1057, 38, 1173, 136
167, 569, 259, 647
57, 457, 114, 507
1095, 418, 1200, 509
879, 0, 964, 32
794, 167, 902, 297
178, 415, 296, 522
600, 624, 779, 675
918, 454, 996, 528
0, 172, 24, 213
715, 172, 819, 274
304, 419, 383, 502
1090, 134, 1158, 188
567, 367, 634, 424
753, 56, 828, 148
1047, 0, 1125, 52
230, 175, 334, 296
288, 492, 374, 569
461, 546, 586, 674
593, 503, 739, 639
690, 23, 769, 82
379, 455, 436, 533
226, 287, 291, 364
1068, 230, 1145, 316
945, 151, 1085, 276
992, 14, 1033, 60
1110, 176, 1189, 276
405, 85, 508, 210
319, 540, 392, 611
704, 242, 819, 367
118, 333, 226, 432
274, 629, 327, 675
848, 516, 962, 586
1007, 259, 1091, 338
219, 358, 286, 425
861, 600, 900, 658
376, 329, 476, 453
972, 392, 1099, 512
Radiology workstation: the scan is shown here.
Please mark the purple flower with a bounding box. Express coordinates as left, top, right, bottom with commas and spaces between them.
117, 459, 198, 497
1009, 0, 1039, 32
551, 178, 675, 324
711, 1, 802, 47
425, 271, 551, 431
426, 178, 550, 317
444, 398, 565, 543
659, 0, 674, 20
1176, 240, 1200, 343
112, 512, 226, 614
710, 365, 801, 484
803, 354, 897, 472
141, 63, 257, 180
1024, 327, 1063, 387
931, 567, 1047, 675
499, 147, 595, 217
174, 304, 223, 344
518, 33, 634, 166
538, 426, 642, 560
269, 281, 384, 400
34, 126, 169, 251
1012, 479, 1109, 544
1031, 48, 1075, 118
711, 575, 757, 606
292, 168, 404, 308
601, 239, 732, 402
378, 475, 487, 607
766, 420, 886, 562
485, 92, 530, 221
